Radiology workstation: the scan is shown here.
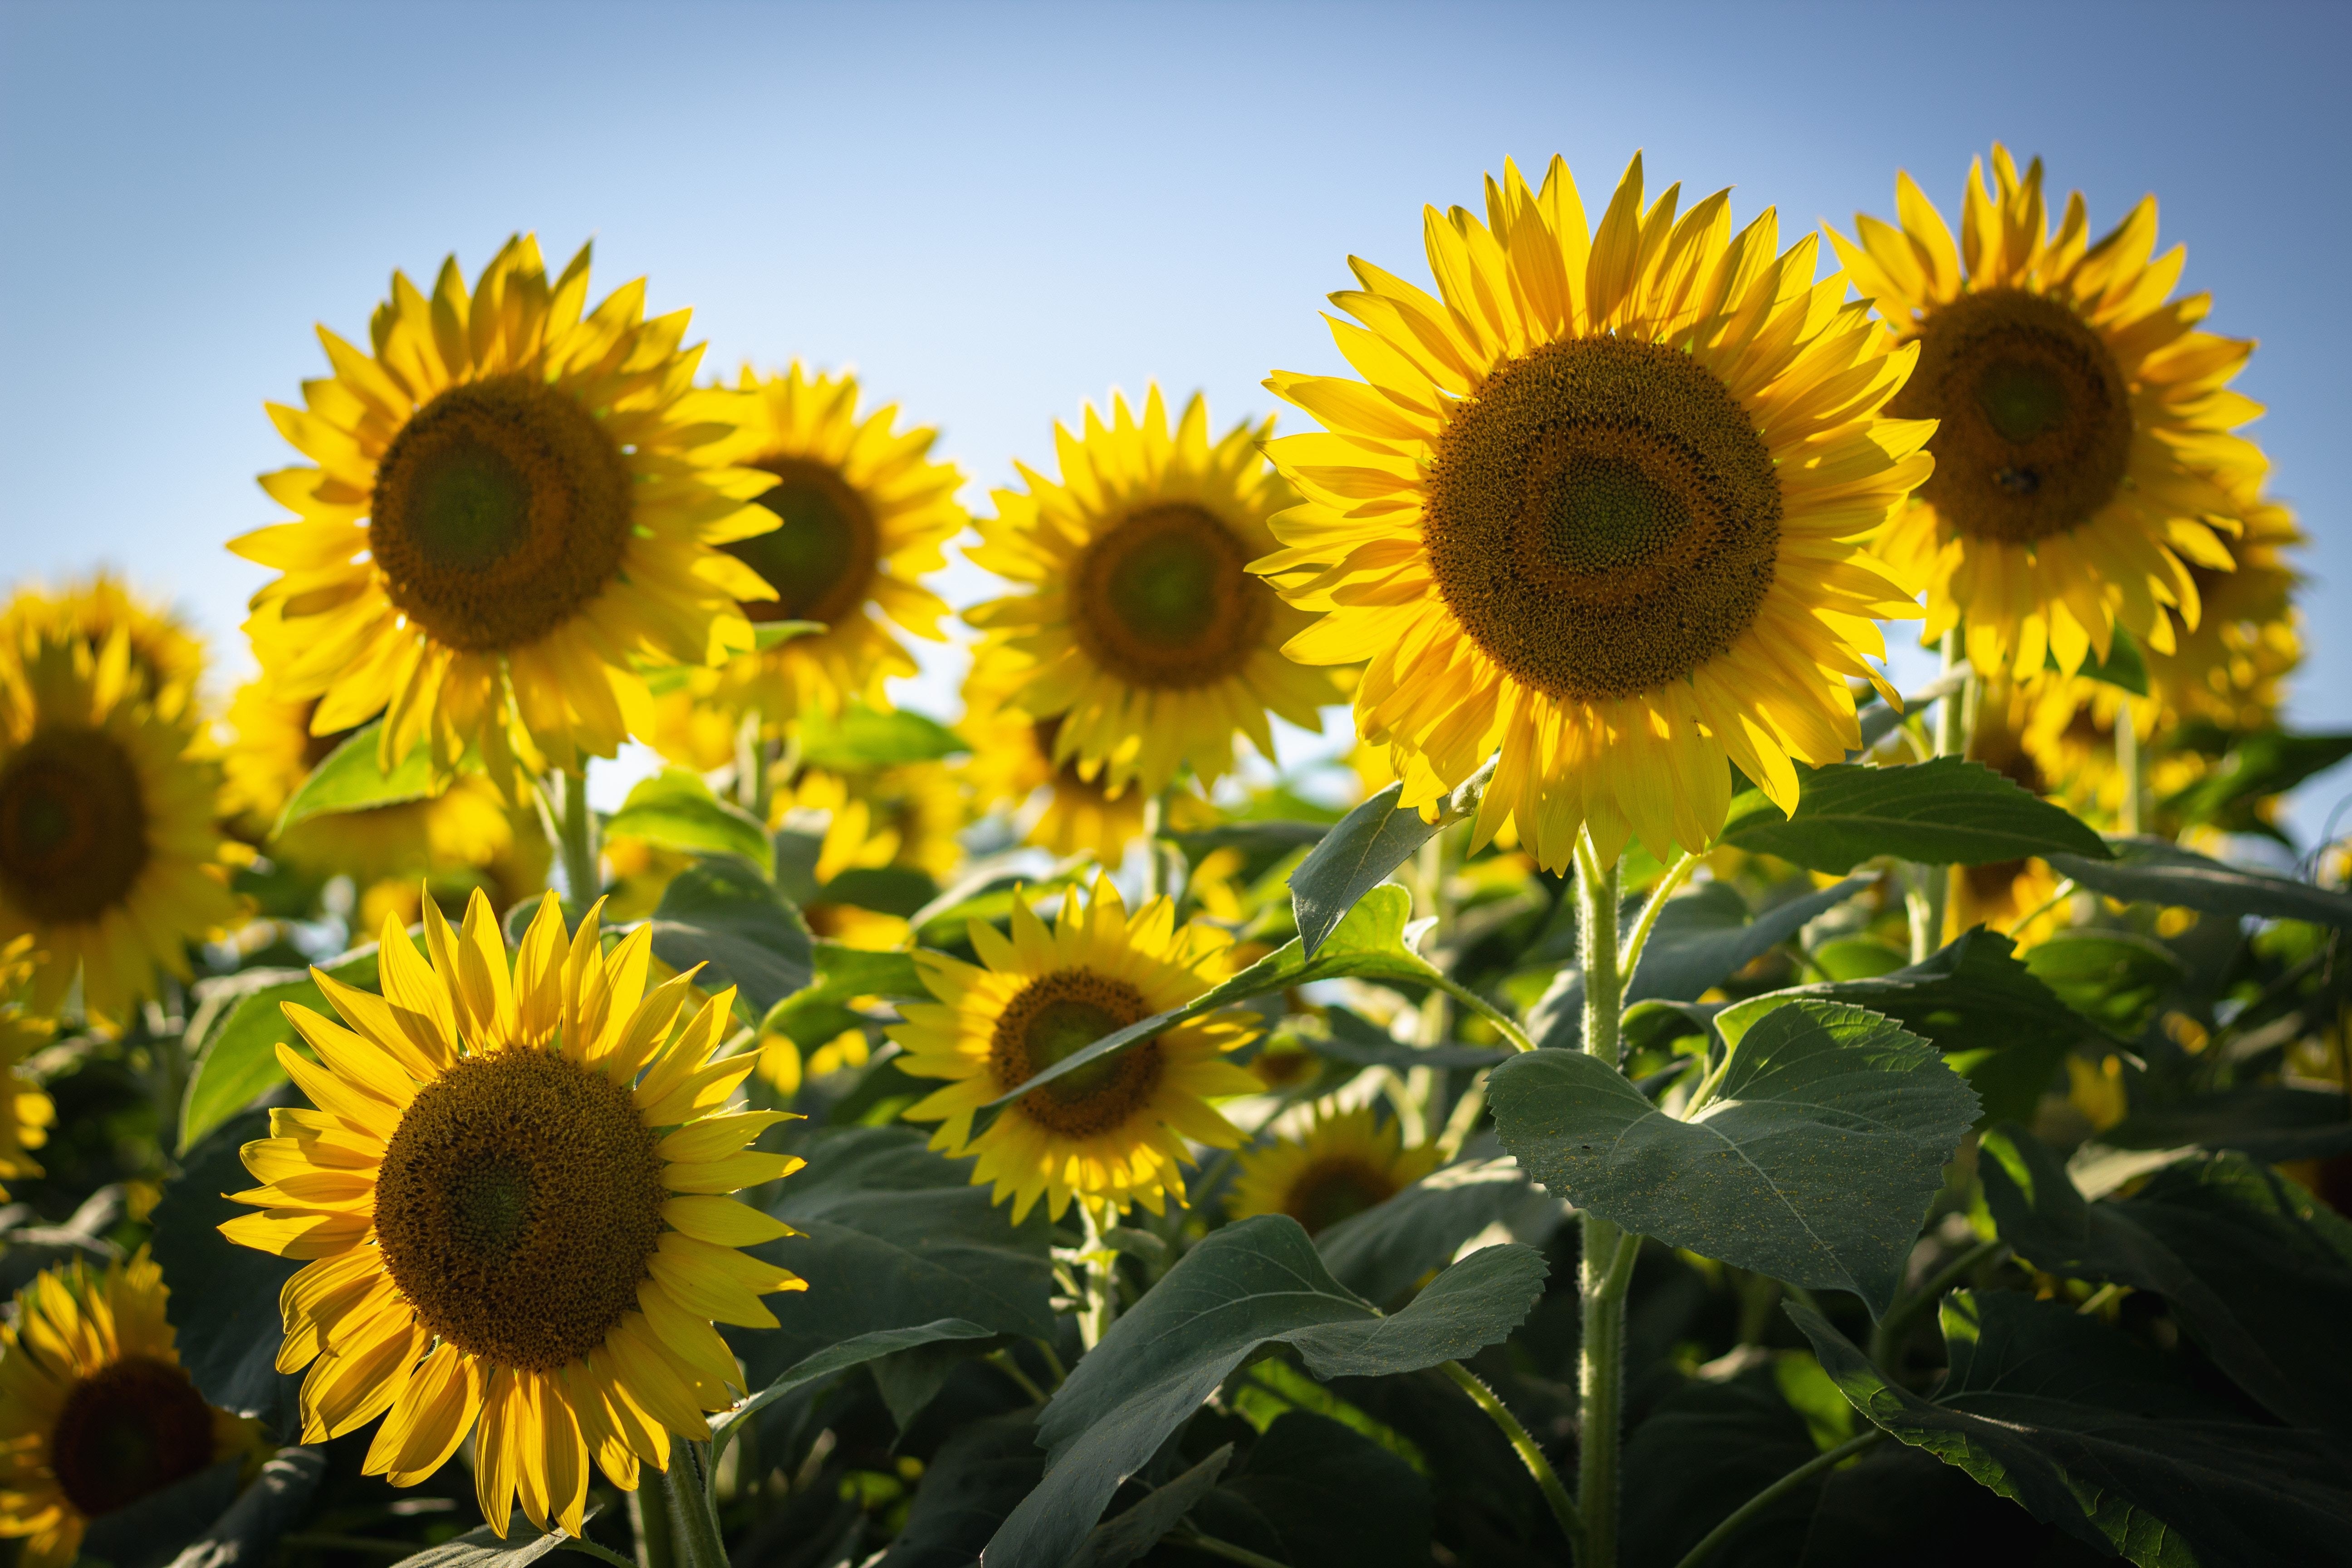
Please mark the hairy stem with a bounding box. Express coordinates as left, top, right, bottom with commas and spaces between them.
667, 1441, 729, 1568
1673, 1428, 1888, 1568
1441, 1359, 1580, 1544
1618, 850, 1701, 983
1573, 830, 1637, 1565
628, 1463, 675, 1568
556, 768, 599, 916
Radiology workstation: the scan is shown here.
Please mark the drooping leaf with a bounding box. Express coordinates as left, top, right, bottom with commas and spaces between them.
1792, 1294, 2352, 1566
1979, 1126, 2352, 1436
152, 1110, 302, 1439
602, 768, 772, 867
1071, 1445, 1233, 1568
1314, 1152, 1563, 1306
2164, 729, 2352, 837
981, 1218, 1546, 1568
1721, 759, 2110, 873
2021, 929, 2184, 1039
272, 720, 436, 833
1289, 782, 1443, 957
2049, 835, 2352, 927
2104, 1083, 2352, 1162
178, 944, 380, 1153
1188, 1411, 1434, 1568
798, 703, 968, 769
1490, 998, 1979, 1315
643, 854, 813, 1014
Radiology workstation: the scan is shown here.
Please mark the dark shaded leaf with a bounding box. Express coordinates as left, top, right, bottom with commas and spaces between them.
1071, 1445, 1232, 1568
2164, 730, 2352, 836
80, 1457, 242, 1568
1314, 1154, 1562, 1305
878, 1412, 1043, 1568
819, 865, 938, 917
643, 855, 813, 1014
1311, 1007, 1510, 1072
603, 768, 771, 866
2049, 835, 2352, 927
1722, 759, 2110, 873
2023, 930, 2184, 1038
152, 1110, 302, 1439
161, 1445, 326, 1568
1189, 1411, 1434, 1568
178, 944, 378, 1154
1622, 1361, 1834, 1568
2104, 1083, 2352, 1161
711, 1318, 996, 1470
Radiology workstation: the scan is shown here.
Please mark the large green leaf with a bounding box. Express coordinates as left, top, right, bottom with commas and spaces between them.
2049, 836, 2352, 927
2104, 1083, 2352, 1161
603, 768, 772, 867
758, 941, 926, 1049
1072, 1446, 1233, 1568
78, 1457, 243, 1568
1288, 781, 1443, 957
982, 1217, 1546, 1568
1979, 1127, 2352, 1436
1621, 1360, 1840, 1568
877, 1412, 1044, 1567
643, 854, 813, 1014
152, 1110, 303, 1439
1187, 1411, 1434, 1568
799, 703, 968, 769
177, 944, 380, 1153
710, 1318, 998, 1473
2164, 729, 2352, 836
1313, 1152, 1562, 1306
1721, 759, 2110, 873
1490, 997, 1979, 1314
981, 885, 1441, 1111
272, 719, 436, 832
1792, 1294, 2352, 1566
2023, 929, 2185, 1038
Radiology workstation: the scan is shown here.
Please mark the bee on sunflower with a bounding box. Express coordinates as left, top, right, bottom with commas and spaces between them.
233, 235, 779, 792
891, 874, 1260, 1224
0, 1253, 259, 1568
220, 889, 803, 1536
1227, 1101, 1436, 1237
1831, 146, 2267, 682
1254, 154, 1931, 868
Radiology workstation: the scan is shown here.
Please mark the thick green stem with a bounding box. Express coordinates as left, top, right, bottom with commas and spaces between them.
664, 1441, 728, 1568
1441, 1359, 1579, 1544
1870, 1236, 2007, 1374
628, 1464, 675, 1568
1672, 1428, 1888, 1568
557, 769, 599, 915
1575, 834, 1622, 1066
1572, 830, 1637, 1565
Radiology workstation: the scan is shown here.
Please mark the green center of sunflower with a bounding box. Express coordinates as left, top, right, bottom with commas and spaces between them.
49, 1355, 215, 1519
369, 375, 633, 655
988, 969, 1164, 1137
727, 458, 879, 626
374, 1049, 665, 1371
1284, 1156, 1401, 1236
0, 725, 151, 924
1890, 287, 2133, 545
1071, 505, 1271, 690
1424, 336, 1782, 702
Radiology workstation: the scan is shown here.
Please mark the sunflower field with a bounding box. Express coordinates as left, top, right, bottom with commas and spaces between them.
4, 145, 2352, 1568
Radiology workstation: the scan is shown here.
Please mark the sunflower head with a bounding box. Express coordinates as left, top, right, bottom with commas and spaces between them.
0, 937, 54, 1200
0, 1252, 257, 1568
2143, 497, 2303, 732
890, 874, 1260, 1224
1830, 145, 2267, 680
966, 387, 1347, 799
232, 235, 781, 791
1257, 153, 1930, 868
0, 626, 239, 1027
1227, 1101, 1437, 1236
0, 574, 204, 722
220, 889, 803, 1537
959, 652, 1156, 862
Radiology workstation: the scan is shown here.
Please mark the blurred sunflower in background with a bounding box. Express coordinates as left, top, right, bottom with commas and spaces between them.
1833, 146, 2266, 681
1258, 153, 1929, 867
0, 574, 205, 721
892, 875, 1259, 1223
1227, 1101, 1435, 1236
2143, 496, 2302, 732
233, 235, 778, 790
0, 1253, 257, 1568
222, 891, 801, 1537
0, 628, 239, 1027
967, 388, 1343, 801
0, 939, 54, 1199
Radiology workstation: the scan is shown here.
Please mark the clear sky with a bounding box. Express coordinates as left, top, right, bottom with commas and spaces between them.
4, 0, 2347, 824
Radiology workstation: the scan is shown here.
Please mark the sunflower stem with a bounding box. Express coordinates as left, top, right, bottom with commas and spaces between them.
556, 768, 600, 919
1572, 830, 1638, 1568
666, 1440, 729, 1568
1075, 1201, 1120, 1350
1618, 849, 1701, 981
628, 1466, 676, 1568
1140, 791, 1167, 903
1441, 1359, 1580, 1546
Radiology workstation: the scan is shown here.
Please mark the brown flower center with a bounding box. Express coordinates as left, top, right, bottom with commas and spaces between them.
1070, 504, 1270, 690
727, 458, 879, 627
1282, 1156, 1402, 1235
49, 1355, 215, 1518
0, 725, 149, 923
369, 375, 633, 653
1890, 287, 2133, 545
1424, 336, 1781, 702
989, 969, 1164, 1138
374, 1049, 665, 1371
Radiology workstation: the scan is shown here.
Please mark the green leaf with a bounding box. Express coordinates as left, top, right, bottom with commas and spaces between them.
1072, 1445, 1233, 1568
1979, 1127, 2352, 1436
2104, 1083, 2352, 1161
877, 1412, 1043, 1566
1188, 1412, 1434, 1568
2048, 835, 2352, 926
1621, 1361, 1835, 1568
710, 1318, 997, 1470
983, 1218, 1547, 1568
178, 944, 380, 1154
2164, 729, 2352, 835
819, 865, 938, 917
981, 884, 1440, 1112
603, 768, 771, 867
1289, 782, 1443, 957
148, 1446, 326, 1568
1311, 1007, 1510, 1073
1169, 819, 1329, 864
2022, 929, 2184, 1038
1721, 759, 2111, 873
1490, 998, 1980, 1314
2052, 624, 2148, 696
1791, 1293, 2352, 1566
758, 941, 926, 1048
272, 720, 436, 833
798, 703, 968, 769
755, 618, 828, 650
79, 1457, 243, 1568
385, 1518, 588, 1568
1314, 1153, 1563, 1306
152, 1110, 303, 1439
643, 855, 813, 1014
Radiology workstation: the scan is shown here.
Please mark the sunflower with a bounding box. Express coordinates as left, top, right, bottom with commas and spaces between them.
232, 235, 778, 792
0, 939, 55, 1200
0, 629, 239, 1028
2142, 497, 2302, 732
959, 654, 1154, 862
220, 889, 803, 1537
1227, 1102, 1436, 1236
1254, 154, 1930, 869
1832, 146, 2266, 682
0, 1252, 258, 1568
0, 574, 205, 722
966, 388, 1346, 799
891, 874, 1260, 1223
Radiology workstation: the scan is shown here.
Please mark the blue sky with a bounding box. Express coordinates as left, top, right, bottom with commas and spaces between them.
3, 0, 2347, 825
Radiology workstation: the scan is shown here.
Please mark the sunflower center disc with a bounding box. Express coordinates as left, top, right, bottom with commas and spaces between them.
369, 375, 633, 654
1285, 1157, 1400, 1236
1072, 505, 1270, 690
49, 1355, 215, 1518
1891, 287, 2133, 544
1424, 336, 1781, 702
990, 970, 1163, 1137
374, 1049, 665, 1371
0, 725, 150, 923
727, 458, 880, 626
